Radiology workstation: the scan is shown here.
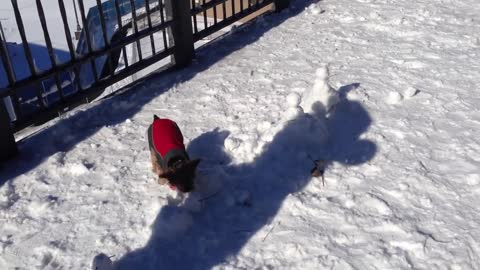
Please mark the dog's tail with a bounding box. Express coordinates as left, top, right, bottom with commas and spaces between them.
153, 114, 160, 120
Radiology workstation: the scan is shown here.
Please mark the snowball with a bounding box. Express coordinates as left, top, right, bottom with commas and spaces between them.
307, 4, 322, 15
403, 87, 419, 98
310, 6, 322, 15
224, 137, 241, 151
315, 66, 329, 80
283, 107, 304, 121
68, 163, 89, 176
386, 91, 403, 104
286, 92, 301, 108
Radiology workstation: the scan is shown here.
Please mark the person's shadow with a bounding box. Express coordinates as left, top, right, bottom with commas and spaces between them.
113, 83, 376, 269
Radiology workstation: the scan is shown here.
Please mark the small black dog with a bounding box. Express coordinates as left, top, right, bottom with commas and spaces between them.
147, 115, 200, 192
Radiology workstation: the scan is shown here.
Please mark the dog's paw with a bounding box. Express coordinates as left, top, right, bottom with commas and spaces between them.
158, 177, 168, 185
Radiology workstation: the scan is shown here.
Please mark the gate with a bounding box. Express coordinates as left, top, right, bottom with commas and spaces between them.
0, 0, 288, 161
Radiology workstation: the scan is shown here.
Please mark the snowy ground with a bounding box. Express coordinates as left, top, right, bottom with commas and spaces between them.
1, 0, 480, 269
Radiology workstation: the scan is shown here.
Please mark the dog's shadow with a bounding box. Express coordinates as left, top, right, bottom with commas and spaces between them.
113, 83, 376, 269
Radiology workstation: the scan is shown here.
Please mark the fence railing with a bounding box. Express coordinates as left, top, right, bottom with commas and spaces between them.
0, 0, 288, 161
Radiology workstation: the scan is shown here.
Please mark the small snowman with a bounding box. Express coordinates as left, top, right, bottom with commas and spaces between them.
283, 92, 304, 121
300, 65, 339, 118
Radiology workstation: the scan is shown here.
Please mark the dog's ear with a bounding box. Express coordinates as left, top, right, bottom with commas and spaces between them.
153, 114, 159, 120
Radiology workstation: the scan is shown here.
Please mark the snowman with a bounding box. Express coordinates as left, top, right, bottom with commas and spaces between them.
283, 92, 304, 121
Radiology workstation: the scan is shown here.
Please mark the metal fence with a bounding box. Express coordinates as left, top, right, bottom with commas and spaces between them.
0, 0, 287, 161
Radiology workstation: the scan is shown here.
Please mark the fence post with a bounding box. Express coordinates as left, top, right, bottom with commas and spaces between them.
0, 100, 17, 162
165, 0, 194, 68
274, 0, 290, 12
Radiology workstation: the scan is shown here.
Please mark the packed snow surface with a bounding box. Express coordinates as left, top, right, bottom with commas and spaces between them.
1, 0, 480, 269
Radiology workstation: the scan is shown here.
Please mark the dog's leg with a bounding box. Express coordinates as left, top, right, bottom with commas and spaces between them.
150, 150, 158, 174
150, 149, 168, 185
158, 177, 168, 185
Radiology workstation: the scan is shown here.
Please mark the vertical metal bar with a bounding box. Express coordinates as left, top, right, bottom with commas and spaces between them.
231, 0, 235, 16
77, 0, 100, 81
10, 0, 37, 77
202, 0, 207, 29
158, 0, 168, 50
274, 0, 289, 12
11, 0, 46, 109
96, 0, 110, 48
0, 22, 22, 118
72, 0, 82, 31
129, 0, 143, 61
35, 0, 66, 102
191, 0, 198, 34
0, 22, 16, 86
166, 0, 194, 67
213, 2, 218, 24
114, 0, 129, 68
240, 0, 244, 12
0, 100, 18, 162
57, 0, 83, 92
145, 0, 156, 55
222, 0, 227, 21
57, 0, 76, 61
96, 0, 115, 77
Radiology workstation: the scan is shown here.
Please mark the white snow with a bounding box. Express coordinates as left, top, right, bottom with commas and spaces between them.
1, 0, 480, 269
300, 65, 339, 117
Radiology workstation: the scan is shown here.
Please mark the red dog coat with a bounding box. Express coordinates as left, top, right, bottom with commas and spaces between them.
148, 117, 189, 172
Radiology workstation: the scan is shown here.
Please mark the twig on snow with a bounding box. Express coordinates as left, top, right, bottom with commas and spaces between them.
262, 222, 278, 242
198, 189, 222, 202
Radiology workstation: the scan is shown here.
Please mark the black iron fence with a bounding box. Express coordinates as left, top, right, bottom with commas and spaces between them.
0, 0, 287, 161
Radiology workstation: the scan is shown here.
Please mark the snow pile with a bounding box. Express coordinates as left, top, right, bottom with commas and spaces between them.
224, 82, 330, 164
300, 65, 339, 118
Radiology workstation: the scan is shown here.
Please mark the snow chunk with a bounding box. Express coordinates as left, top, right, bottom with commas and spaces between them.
224, 137, 241, 152
403, 86, 419, 99
283, 107, 304, 121
286, 92, 301, 108
386, 91, 403, 104
66, 163, 90, 176
306, 4, 323, 15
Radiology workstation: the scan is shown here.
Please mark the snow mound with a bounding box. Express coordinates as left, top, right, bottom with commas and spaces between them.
386, 91, 403, 104
403, 86, 419, 99
306, 3, 323, 15
224, 88, 329, 164
300, 65, 340, 118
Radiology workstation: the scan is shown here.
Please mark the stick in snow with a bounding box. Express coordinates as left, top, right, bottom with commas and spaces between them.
310, 159, 327, 186
262, 222, 277, 242
198, 189, 222, 202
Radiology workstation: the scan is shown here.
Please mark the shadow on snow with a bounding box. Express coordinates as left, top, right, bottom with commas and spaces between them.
113, 82, 376, 269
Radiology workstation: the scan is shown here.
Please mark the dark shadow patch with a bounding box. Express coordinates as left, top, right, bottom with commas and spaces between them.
114, 82, 376, 269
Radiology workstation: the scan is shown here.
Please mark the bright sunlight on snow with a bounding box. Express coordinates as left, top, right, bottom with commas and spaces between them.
1, 0, 480, 269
